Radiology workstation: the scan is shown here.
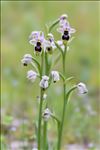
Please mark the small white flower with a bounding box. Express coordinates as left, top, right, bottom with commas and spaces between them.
47, 33, 54, 42
43, 108, 51, 121
21, 54, 32, 66
39, 80, 48, 89
39, 75, 49, 89
27, 70, 37, 82
44, 33, 56, 53
42, 75, 49, 81
77, 82, 88, 94
51, 71, 60, 82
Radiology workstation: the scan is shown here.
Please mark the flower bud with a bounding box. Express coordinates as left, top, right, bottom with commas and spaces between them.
51, 71, 60, 82
43, 108, 51, 121
21, 54, 32, 66
39, 75, 49, 89
27, 70, 37, 82
60, 14, 68, 20
77, 82, 88, 94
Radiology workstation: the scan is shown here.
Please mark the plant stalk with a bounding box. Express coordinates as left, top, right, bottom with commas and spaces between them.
38, 52, 44, 150
43, 52, 49, 150
57, 44, 67, 150
43, 121, 48, 150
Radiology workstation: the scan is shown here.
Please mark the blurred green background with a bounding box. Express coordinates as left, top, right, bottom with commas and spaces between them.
1, 1, 99, 150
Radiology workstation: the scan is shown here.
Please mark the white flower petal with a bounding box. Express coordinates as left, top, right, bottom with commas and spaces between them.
27, 70, 37, 82
57, 40, 63, 45
57, 27, 64, 33
43, 108, 51, 121
21, 54, 32, 65
51, 71, 60, 82
29, 39, 37, 46
60, 14, 68, 20
77, 82, 88, 94
39, 75, 49, 89
47, 33, 54, 40
42, 75, 49, 81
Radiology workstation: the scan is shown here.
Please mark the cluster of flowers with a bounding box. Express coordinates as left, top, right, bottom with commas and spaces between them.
21, 15, 88, 150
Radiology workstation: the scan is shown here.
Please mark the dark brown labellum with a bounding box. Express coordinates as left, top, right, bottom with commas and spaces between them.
37, 41, 41, 46
62, 34, 70, 41
23, 63, 27, 66
64, 30, 69, 35
35, 46, 42, 52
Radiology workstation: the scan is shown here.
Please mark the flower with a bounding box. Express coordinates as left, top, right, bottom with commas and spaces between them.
29, 31, 45, 53
27, 70, 37, 82
43, 108, 51, 121
51, 71, 60, 82
44, 33, 56, 54
77, 82, 88, 94
21, 54, 32, 66
57, 19, 76, 41
60, 14, 68, 21
39, 75, 49, 89
42, 75, 49, 81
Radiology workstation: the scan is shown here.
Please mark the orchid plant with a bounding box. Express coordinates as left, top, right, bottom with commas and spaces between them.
21, 14, 88, 150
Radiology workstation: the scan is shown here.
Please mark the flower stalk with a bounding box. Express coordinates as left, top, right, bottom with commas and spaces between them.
38, 52, 44, 150
48, 19, 59, 33
42, 52, 49, 150
57, 44, 67, 150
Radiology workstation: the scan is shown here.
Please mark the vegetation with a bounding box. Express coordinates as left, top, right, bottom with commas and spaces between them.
1, 1, 99, 150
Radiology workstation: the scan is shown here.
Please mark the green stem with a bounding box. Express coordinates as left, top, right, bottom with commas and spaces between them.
43, 121, 48, 150
38, 52, 44, 150
49, 19, 59, 33
57, 44, 67, 150
43, 52, 48, 150
32, 57, 41, 74
57, 83, 66, 150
